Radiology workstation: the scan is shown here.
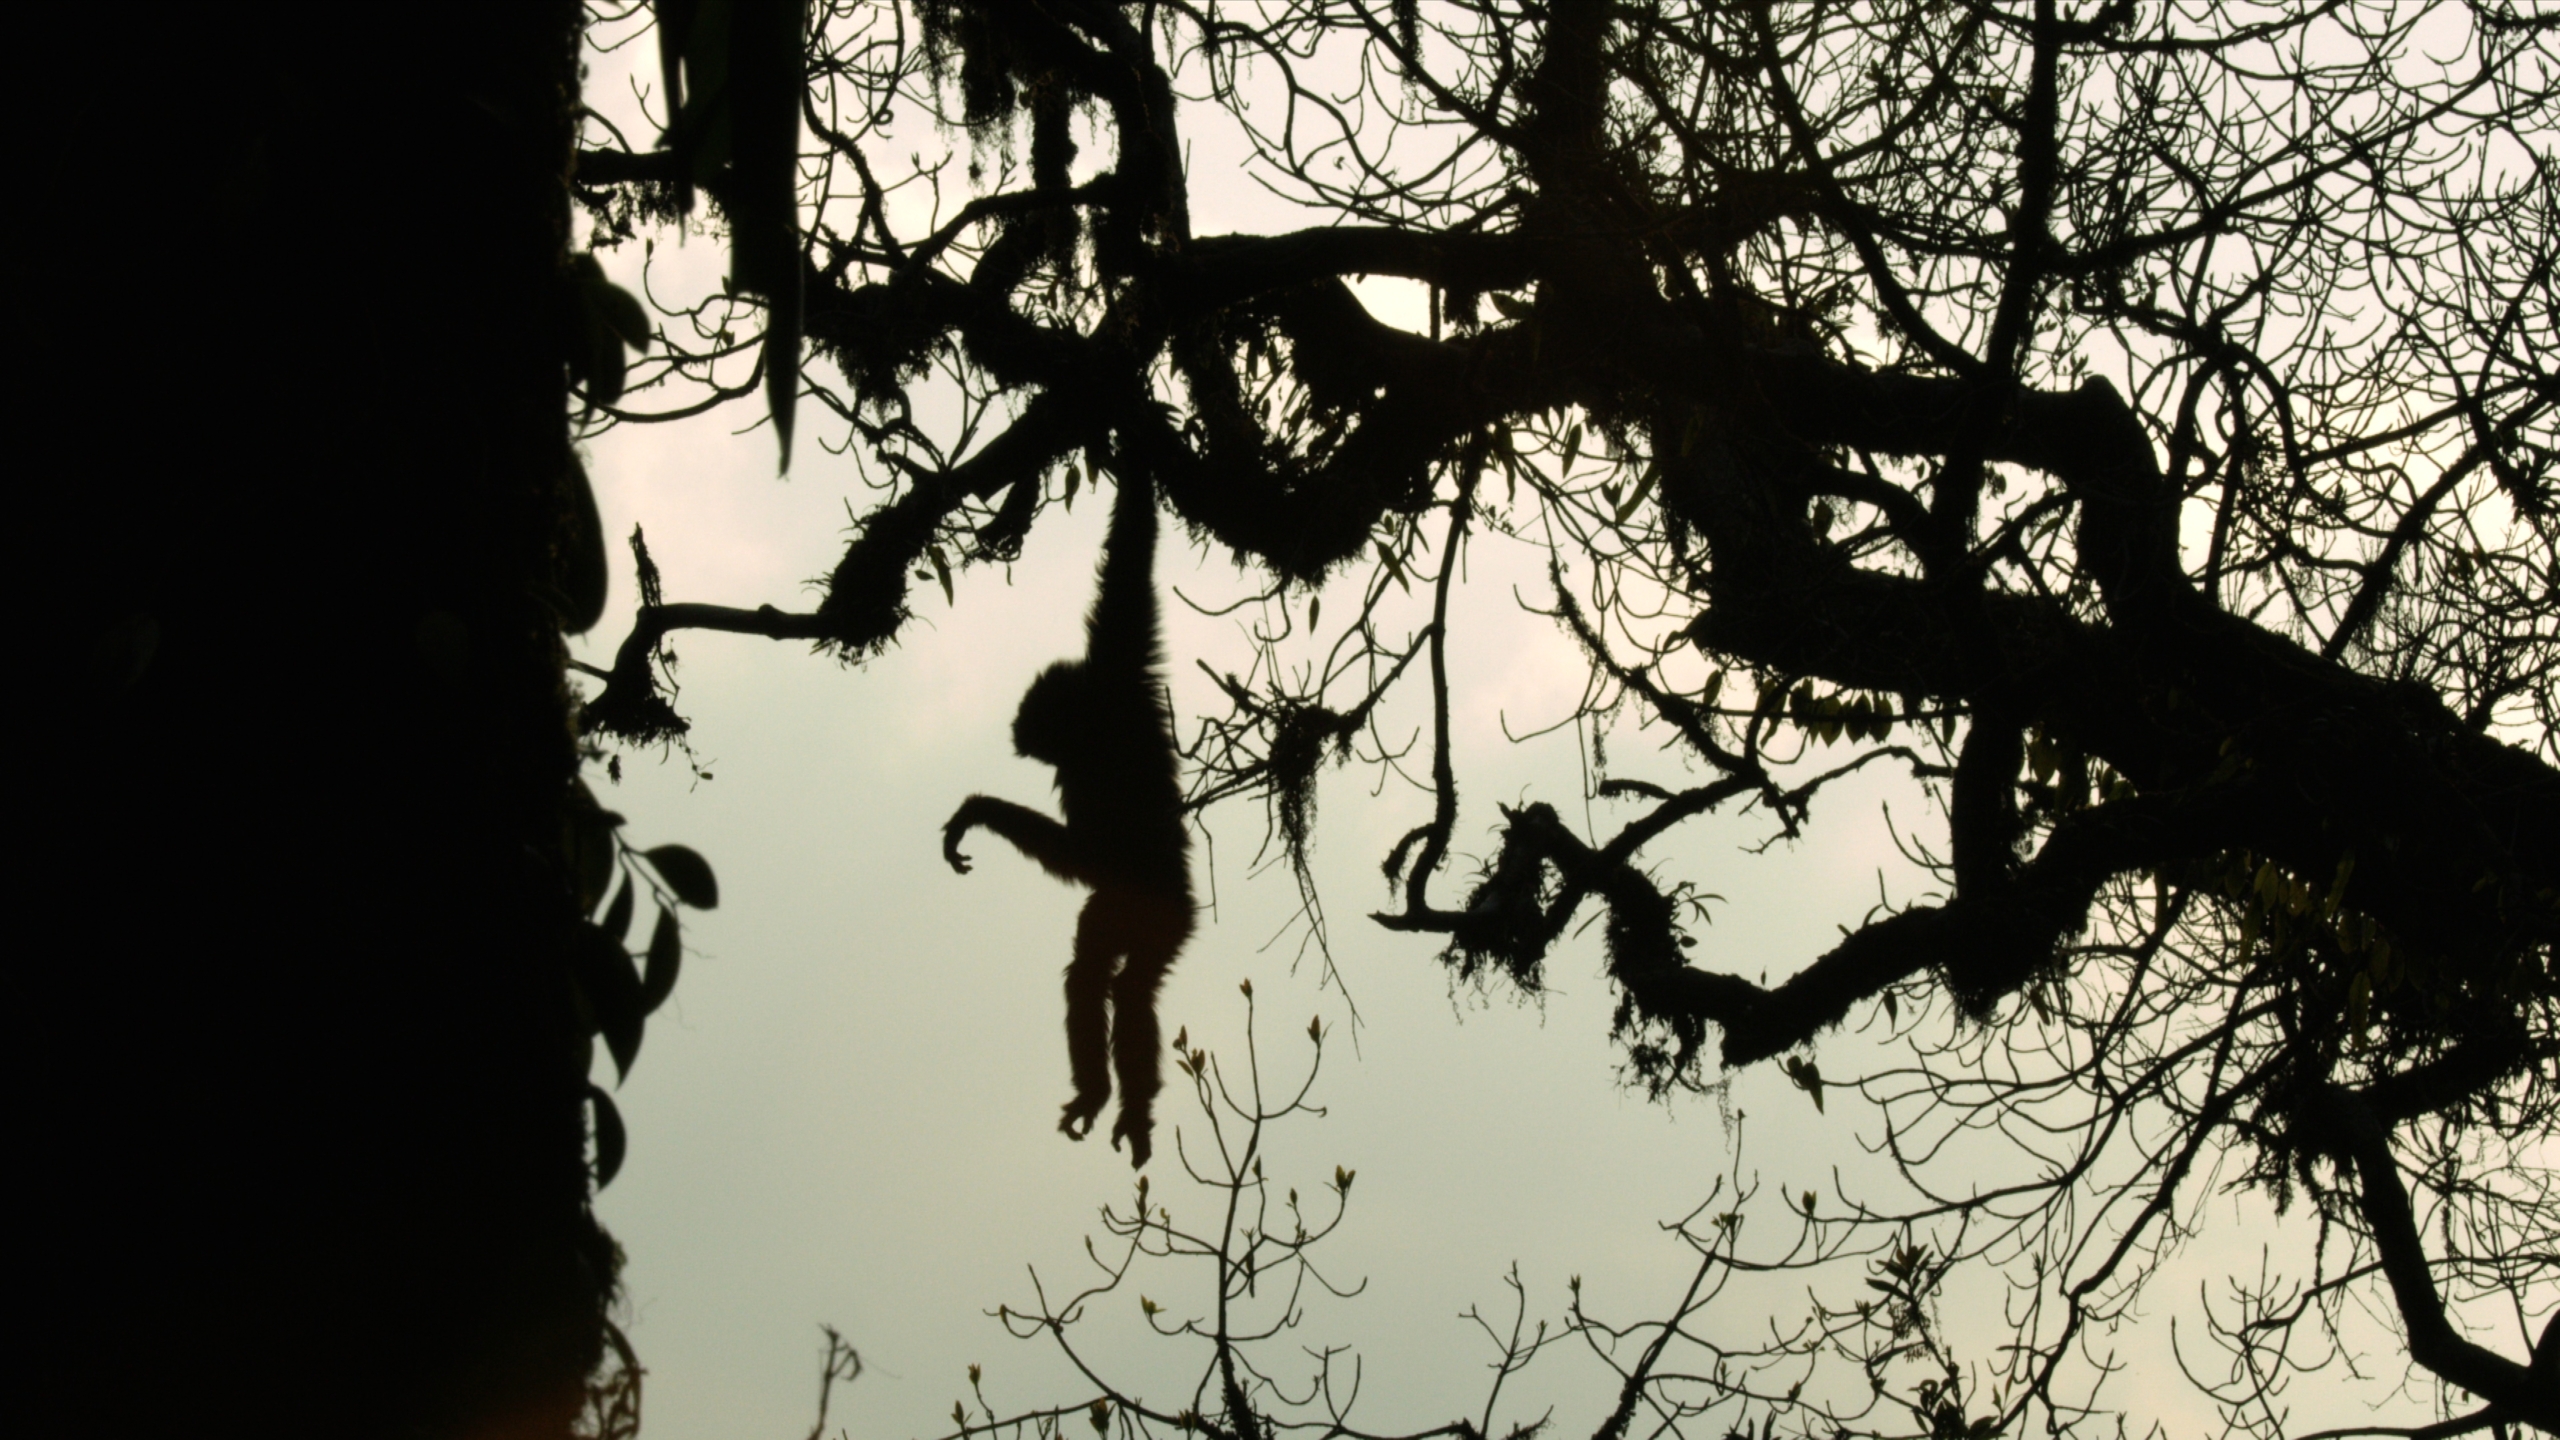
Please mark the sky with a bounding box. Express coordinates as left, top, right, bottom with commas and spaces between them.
562, 14, 2443, 1440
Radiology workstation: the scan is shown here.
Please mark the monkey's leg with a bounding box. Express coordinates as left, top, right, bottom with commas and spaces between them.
1105, 894, 1194, 1170
1059, 894, 1123, 1140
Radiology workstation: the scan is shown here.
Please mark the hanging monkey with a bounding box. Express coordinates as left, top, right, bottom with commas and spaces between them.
944, 471, 1195, 1169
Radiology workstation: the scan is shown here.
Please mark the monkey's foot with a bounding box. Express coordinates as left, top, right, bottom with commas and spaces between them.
1059, 1096, 1105, 1140
1110, 1110, 1154, 1170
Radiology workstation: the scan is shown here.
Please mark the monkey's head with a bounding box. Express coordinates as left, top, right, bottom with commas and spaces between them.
1012, 660, 1091, 765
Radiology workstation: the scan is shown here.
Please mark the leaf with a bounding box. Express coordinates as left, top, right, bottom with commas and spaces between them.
593, 278, 650, 352
640, 906, 683, 1015
571, 922, 647, 1081
587, 1083, 627, 1187
929, 544, 955, 606
1334, 1164, 1355, 1192
1616, 465, 1658, 522
561, 454, 609, 635
570, 796, 618, 915
1561, 421, 1582, 474
1307, 593, 1320, 631
1703, 670, 1725, 708
571, 295, 630, 406
646, 844, 720, 908
600, 875, 635, 944
1489, 291, 1532, 320
1785, 1056, 1824, 1112
1376, 538, 1410, 592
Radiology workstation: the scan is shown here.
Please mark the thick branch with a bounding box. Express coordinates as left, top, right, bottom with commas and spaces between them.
1400, 782, 2225, 1071
1685, 349, 2559, 1001
819, 389, 1091, 650
1174, 229, 1536, 312
2311, 1089, 2556, 1427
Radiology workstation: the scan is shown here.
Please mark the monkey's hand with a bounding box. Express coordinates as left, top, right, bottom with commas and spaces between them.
942, 807, 978, 874
1111, 1108, 1153, 1170
1059, 1094, 1104, 1140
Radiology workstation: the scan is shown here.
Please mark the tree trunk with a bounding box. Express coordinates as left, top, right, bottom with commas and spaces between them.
22, 8, 614, 1437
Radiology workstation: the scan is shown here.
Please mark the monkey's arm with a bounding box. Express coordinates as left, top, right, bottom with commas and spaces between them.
944, 794, 1092, 884
1085, 474, 1166, 679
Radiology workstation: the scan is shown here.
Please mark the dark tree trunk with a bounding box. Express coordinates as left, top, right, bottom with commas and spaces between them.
23, 8, 613, 1437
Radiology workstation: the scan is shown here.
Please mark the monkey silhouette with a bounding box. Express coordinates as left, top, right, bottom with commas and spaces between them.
945, 472, 1194, 1168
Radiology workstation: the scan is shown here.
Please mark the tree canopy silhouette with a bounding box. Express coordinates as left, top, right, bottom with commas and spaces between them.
578, 0, 2556, 1433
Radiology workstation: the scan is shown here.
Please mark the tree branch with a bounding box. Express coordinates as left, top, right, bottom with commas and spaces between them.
2307, 1087, 2556, 1427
